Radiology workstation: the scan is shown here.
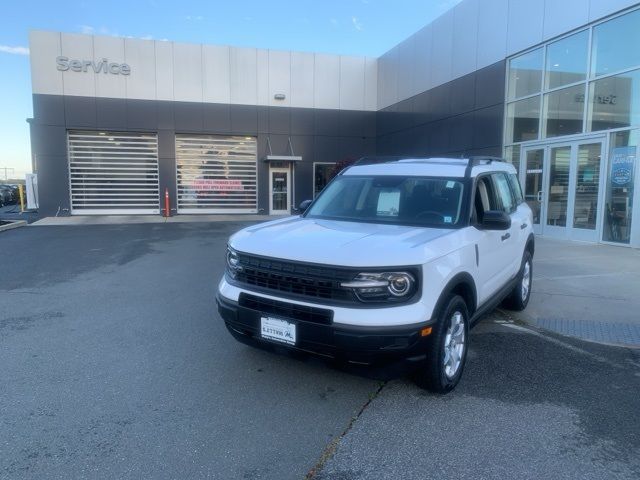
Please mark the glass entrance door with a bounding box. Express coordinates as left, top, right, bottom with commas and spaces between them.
269, 168, 290, 215
521, 138, 605, 241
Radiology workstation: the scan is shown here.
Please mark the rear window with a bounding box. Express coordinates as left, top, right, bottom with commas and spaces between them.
306, 175, 466, 227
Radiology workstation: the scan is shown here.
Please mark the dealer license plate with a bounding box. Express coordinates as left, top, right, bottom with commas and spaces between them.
260, 317, 296, 345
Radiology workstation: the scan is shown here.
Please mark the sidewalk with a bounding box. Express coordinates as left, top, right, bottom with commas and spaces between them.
506, 236, 640, 348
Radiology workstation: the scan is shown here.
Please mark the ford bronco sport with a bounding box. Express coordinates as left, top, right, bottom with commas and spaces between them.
217, 157, 534, 392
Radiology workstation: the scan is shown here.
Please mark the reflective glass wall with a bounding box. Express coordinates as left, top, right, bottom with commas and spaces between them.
504, 7, 640, 166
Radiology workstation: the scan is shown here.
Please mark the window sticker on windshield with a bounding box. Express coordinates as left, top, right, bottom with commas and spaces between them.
377, 190, 400, 217
446, 181, 455, 188
444, 216, 452, 223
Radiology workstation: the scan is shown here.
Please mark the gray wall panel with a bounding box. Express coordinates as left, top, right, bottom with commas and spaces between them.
64, 96, 97, 128
35, 154, 70, 216
96, 98, 127, 130
230, 105, 258, 133
315, 110, 341, 137
268, 107, 291, 135
474, 61, 506, 109
202, 104, 231, 133
473, 104, 504, 150
33, 94, 65, 126
174, 102, 203, 132
290, 109, 315, 135
158, 130, 177, 213
450, 73, 476, 117
157, 102, 175, 130
126, 100, 158, 130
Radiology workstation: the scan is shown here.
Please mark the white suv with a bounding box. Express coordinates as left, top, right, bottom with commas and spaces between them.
217, 157, 534, 392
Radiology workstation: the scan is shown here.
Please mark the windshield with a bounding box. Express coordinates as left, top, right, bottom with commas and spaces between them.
306, 175, 466, 227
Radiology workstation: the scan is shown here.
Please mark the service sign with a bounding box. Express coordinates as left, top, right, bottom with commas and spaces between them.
611, 146, 636, 187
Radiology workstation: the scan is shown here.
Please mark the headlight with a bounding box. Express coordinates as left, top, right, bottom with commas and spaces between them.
226, 246, 242, 278
341, 272, 416, 302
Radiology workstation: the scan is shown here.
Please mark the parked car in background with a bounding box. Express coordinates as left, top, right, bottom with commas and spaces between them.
0, 185, 18, 205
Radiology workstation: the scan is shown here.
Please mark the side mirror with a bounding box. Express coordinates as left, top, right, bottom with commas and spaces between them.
480, 210, 511, 230
298, 199, 313, 213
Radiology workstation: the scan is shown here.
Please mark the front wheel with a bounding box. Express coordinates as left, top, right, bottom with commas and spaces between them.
502, 251, 532, 311
413, 295, 469, 393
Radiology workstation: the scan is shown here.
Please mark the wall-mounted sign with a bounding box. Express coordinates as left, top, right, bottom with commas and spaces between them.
611, 146, 635, 187
56, 56, 131, 75
192, 179, 244, 192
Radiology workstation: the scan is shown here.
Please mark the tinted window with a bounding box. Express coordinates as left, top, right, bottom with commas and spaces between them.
492, 173, 516, 213
508, 48, 543, 100
591, 9, 640, 77
307, 176, 466, 227
508, 173, 524, 204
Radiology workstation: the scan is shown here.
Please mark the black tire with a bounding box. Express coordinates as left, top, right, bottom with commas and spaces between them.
502, 251, 533, 311
413, 295, 469, 394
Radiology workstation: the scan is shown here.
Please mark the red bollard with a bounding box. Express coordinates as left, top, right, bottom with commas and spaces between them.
164, 187, 170, 217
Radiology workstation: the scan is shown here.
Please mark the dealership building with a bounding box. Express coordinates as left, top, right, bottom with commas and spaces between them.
29, 0, 640, 247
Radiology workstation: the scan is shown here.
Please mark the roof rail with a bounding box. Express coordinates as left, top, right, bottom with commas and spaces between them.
464, 156, 506, 178
353, 155, 426, 166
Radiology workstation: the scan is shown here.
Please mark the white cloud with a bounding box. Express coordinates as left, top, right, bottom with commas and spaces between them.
329, 18, 339, 28
185, 15, 204, 21
351, 17, 363, 31
0, 45, 29, 55
78, 25, 154, 41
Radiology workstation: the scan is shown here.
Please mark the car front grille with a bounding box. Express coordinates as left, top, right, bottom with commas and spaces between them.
239, 293, 333, 325
233, 252, 356, 303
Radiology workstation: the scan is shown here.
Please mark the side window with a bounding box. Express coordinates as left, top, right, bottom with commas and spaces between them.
492, 173, 516, 214
473, 176, 500, 223
507, 173, 524, 205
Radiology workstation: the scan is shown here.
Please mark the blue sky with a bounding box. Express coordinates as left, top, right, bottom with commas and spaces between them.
0, 0, 461, 178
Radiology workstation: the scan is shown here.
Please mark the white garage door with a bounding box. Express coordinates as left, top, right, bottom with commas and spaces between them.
68, 131, 159, 215
176, 135, 257, 214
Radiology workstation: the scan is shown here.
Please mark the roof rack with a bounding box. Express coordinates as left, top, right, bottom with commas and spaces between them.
353, 155, 428, 166
464, 156, 506, 178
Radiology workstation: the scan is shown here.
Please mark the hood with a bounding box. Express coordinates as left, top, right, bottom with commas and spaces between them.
229, 216, 456, 267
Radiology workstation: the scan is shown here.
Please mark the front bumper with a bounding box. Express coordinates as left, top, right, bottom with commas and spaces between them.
216, 293, 433, 366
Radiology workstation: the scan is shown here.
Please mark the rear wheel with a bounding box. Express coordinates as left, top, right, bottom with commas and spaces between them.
502, 251, 532, 311
414, 295, 469, 393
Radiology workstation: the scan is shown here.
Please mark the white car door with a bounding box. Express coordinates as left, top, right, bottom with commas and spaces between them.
491, 172, 522, 281
474, 176, 513, 305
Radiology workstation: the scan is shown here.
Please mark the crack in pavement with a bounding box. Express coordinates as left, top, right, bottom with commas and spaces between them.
305, 381, 387, 479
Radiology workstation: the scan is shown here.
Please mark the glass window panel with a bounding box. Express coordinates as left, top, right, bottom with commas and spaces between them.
506, 96, 541, 143
547, 146, 571, 227
588, 68, 640, 131
591, 9, 640, 77
546, 30, 589, 89
574, 143, 602, 230
544, 84, 585, 138
603, 130, 637, 243
507, 48, 543, 100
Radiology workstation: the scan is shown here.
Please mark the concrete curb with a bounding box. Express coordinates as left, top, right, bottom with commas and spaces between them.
0, 220, 27, 232
30, 214, 287, 226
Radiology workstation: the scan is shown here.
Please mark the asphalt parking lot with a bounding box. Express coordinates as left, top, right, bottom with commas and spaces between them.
1, 222, 639, 479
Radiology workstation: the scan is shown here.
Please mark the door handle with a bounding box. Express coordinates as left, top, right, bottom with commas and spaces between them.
520, 223, 528, 230
501, 233, 511, 241
537, 191, 543, 202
